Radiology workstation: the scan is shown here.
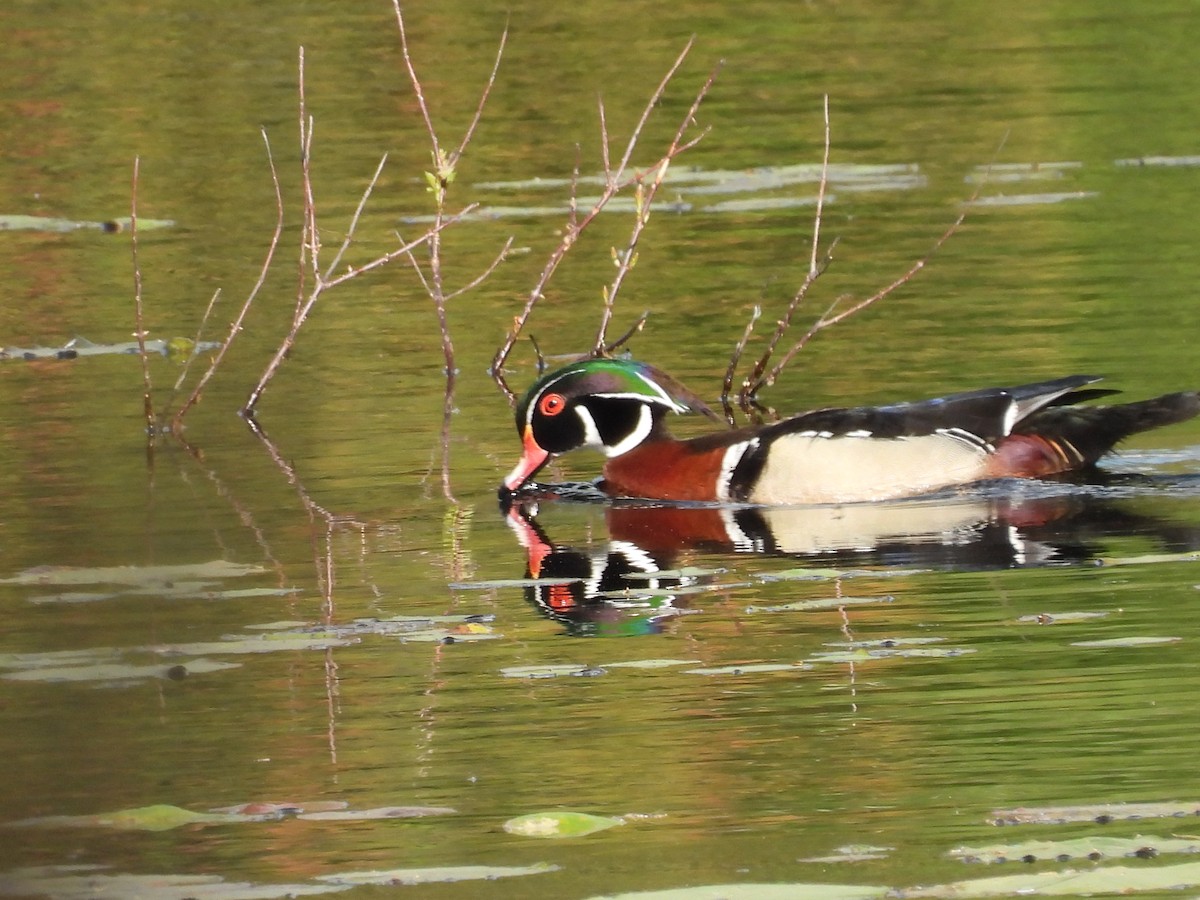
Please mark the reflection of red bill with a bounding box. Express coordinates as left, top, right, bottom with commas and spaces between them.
502, 426, 550, 493
504, 504, 552, 578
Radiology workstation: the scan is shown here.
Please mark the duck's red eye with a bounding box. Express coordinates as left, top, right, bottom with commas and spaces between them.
538, 392, 567, 416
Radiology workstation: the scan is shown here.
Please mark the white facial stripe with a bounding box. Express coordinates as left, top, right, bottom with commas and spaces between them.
590, 388, 686, 413
572, 405, 603, 448
605, 404, 653, 457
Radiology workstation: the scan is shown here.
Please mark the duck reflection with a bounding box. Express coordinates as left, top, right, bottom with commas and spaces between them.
503, 479, 1200, 635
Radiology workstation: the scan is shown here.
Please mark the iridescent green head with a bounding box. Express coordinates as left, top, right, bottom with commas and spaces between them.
501, 358, 707, 496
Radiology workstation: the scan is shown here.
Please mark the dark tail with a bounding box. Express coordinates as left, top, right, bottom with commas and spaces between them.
1019, 391, 1200, 465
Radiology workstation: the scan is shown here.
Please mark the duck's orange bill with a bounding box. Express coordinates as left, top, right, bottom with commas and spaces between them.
502, 426, 550, 493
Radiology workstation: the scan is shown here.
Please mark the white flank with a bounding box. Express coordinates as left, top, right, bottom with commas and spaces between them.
749, 433, 990, 504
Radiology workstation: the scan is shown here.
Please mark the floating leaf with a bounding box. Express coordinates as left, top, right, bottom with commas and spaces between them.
503, 811, 623, 838
1, 337, 218, 363
500, 664, 595, 679
0, 866, 342, 899
1115, 154, 1200, 167
2, 658, 240, 684
1094, 551, 1200, 567
990, 800, 1200, 826
824, 638, 945, 649
1071, 636, 1181, 649
8, 800, 451, 832
0, 561, 265, 587
396, 628, 500, 643
150, 637, 357, 656
966, 191, 1098, 207
297, 806, 456, 821
25, 591, 118, 605
964, 161, 1081, 184
501, 659, 698, 679
0, 214, 174, 233
949, 834, 1200, 864
807, 647, 975, 664
798, 845, 893, 864
1016, 611, 1111, 624
600, 659, 702, 670
685, 663, 810, 676
7, 804, 235, 832
588, 884, 887, 900
210, 801, 347, 817
759, 568, 927, 582
904, 860, 1200, 897
316, 863, 559, 885
746, 596, 893, 613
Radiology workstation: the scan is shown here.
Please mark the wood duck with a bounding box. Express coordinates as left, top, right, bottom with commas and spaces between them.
499, 358, 1199, 506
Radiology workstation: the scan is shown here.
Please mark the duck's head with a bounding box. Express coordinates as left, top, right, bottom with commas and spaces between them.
499, 358, 706, 501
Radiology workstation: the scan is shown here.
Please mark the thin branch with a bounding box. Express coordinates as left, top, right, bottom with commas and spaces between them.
174, 127, 284, 430
243, 220, 458, 417
592, 58, 721, 353
391, 0, 440, 163
161, 286, 220, 417
491, 39, 715, 386
748, 127, 1009, 400
761, 211, 965, 389
611, 36, 698, 181
324, 153, 389, 281
599, 310, 649, 356
391, 4, 510, 502
130, 156, 155, 437
297, 47, 317, 325
451, 22, 508, 164
809, 94, 831, 277
445, 236, 514, 302
721, 305, 760, 424
598, 97, 612, 178
737, 95, 832, 405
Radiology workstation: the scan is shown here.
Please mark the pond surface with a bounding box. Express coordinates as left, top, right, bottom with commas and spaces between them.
2, 2, 1200, 898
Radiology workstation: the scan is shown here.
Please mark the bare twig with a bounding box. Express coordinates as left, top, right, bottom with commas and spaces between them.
445, 237, 514, 302
243, 222, 452, 418
450, 19, 507, 165
721, 305, 760, 424
735, 95, 833, 408
391, 4, 511, 501
739, 126, 1009, 406
593, 58, 721, 354
173, 128, 284, 430
392, 2, 441, 164
324, 152, 389, 281
602, 311, 650, 356
297, 47, 317, 324
242, 45, 467, 420
130, 157, 155, 437
491, 37, 717, 398
760, 215, 965, 389
161, 286, 220, 417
